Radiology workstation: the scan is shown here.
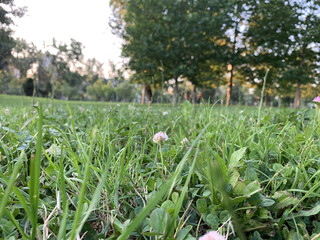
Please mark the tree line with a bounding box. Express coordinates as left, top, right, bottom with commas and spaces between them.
1, 36, 139, 101
110, 0, 320, 107
1, 0, 320, 106
0, 0, 138, 102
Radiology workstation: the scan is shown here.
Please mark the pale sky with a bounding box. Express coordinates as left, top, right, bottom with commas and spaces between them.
12, 0, 123, 78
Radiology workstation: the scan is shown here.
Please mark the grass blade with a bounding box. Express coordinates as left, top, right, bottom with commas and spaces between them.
57, 201, 69, 240
0, 151, 25, 219
69, 127, 97, 240
74, 164, 110, 237
30, 103, 43, 240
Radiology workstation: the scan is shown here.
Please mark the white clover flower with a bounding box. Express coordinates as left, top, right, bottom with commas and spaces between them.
117, 104, 120, 107
79, 107, 84, 112
181, 137, 189, 144
128, 105, 136, 110
199, 231, 225, 240
23, 113, 28, 118
163, 111, 168, 116
153, 131, 169, 144
4, 108, 9, 115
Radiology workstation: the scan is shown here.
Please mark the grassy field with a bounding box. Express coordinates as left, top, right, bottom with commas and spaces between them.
1, 94, 320, 240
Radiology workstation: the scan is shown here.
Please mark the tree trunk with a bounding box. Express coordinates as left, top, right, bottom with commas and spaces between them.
278, 96, 281, 108
193, 86, 196, 104
141, 84, 145, 104
264, 92, 268, 107
226, 14, 239, 106
145, 84, 152, 106
269, 95, 273, 107
226, 66, 233, 106
213, 88, 217, 104
173, 78, 179, 105
2, 80, 8, 94
50, 66, 56, 101
294, 44, 306, 108
293, 81, 301, 108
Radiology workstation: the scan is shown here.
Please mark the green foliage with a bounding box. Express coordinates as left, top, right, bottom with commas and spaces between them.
110, 0, 320, 106
0, 0, 25, 70
247, 0, 320, 106
112, 0, 226, 102
87, 79, 112, 101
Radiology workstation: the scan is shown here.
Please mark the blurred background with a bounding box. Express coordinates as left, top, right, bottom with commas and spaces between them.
0, 0, 320, 107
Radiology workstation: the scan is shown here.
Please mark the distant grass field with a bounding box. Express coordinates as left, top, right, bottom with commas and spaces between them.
1, 94, 320, 240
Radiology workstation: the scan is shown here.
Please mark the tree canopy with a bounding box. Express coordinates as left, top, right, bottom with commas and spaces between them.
110, 0, 320, 106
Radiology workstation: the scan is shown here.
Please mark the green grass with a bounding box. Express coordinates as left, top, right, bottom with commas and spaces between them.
0, 94, 320, 240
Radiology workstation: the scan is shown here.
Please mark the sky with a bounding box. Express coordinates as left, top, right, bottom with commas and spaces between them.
12, 0, 123, 78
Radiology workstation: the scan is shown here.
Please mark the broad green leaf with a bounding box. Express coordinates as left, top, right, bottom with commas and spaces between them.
273, 163, 284, 172
252, 231, 263, 240
161, 200, 176, 215
295, 133, 305, 142
273, 191, 299, 209
293, 232, 303, 240
229, 169, 240, 187
286, 204, 320, 220
259, 198, 275, 207
150, 208, 171, 234
229, 147, 247, 169
206, 213, 219, 229
304, 125, 312, 139
171, 192, 179, 204
176, 226, 192, 240
233, 181, 246, 195
243, 181, 262, 197
196, 199, 207, 214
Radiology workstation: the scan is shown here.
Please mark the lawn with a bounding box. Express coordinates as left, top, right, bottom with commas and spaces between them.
0, 94, 320, 240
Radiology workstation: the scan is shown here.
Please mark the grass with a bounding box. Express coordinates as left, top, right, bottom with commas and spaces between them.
0, 94, 320, 239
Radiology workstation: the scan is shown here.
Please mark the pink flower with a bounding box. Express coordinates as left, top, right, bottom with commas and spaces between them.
4, 108, 9, 115
181, 137, 189, 144
313, 96, 320, 103
153, 131, 168, 144
199, 231, 225, 240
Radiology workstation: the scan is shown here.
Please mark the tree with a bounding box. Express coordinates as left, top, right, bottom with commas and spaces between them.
22, 78, 34, 96
247, 0, 320, 108
83, 58, 104, 83
49, 38, 85, 99
87, 79, 111, 101
0, 28, 14, 71
289, 0, 320, 107
0, 0, 26, 93
111, 0, 226, 104
12, 38, 39, 79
